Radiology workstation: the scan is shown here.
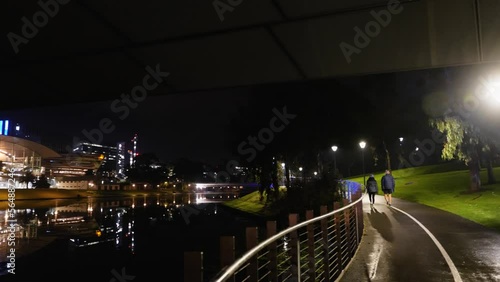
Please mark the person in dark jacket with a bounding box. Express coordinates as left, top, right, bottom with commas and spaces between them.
381, 169, 395, 206
366, 174, 378, 207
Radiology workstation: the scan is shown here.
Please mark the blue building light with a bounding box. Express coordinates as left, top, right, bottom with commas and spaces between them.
4, 120, 9, 135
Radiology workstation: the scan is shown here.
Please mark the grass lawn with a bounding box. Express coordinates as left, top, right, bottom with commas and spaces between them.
224, 162, 500, 232
223, 187, 286, 218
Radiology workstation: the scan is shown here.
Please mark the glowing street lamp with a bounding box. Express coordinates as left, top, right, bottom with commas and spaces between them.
359, 141, 366, 186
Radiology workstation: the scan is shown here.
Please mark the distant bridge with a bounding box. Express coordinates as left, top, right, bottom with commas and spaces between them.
190, 182, 259, 192
192, 183, 259, 190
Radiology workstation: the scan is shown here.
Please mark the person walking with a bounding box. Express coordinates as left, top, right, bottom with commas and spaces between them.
366, 174, 378, 207
381, 169, 395, 206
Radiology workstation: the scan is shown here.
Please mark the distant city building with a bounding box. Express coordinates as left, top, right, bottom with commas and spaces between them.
72, 141, 131, 180
73, 142, 124, 178
45, 153, 103, 178
116, 142, 126, 180
0, 135, 103, 188
131, 134, 138, 167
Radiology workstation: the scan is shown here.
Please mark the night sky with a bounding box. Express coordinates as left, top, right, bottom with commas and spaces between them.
1, 66, 460, 165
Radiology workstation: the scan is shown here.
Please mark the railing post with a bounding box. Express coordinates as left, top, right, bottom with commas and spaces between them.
184, 251, 203, 282
289, 213, 300, 281
343, 199, 354, 258
267, 221, 278, 282
334, 202, 342, 275
306, 210, 316, 281
246, 227, 258, 282
220, 236, 235, 282
320, 205, 330, 282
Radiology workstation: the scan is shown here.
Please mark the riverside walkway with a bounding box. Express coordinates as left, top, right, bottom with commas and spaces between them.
338, 195, 500, 282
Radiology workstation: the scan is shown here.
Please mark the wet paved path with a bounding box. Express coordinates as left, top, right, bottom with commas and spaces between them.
339, 195, 500, 282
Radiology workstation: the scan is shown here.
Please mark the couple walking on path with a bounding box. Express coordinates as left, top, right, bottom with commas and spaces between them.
366, 169, 395, 207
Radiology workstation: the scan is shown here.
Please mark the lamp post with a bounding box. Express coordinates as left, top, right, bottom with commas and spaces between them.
281, 162, 286, 186
398, 137, 404, 167
331, 145, 338, 176
359, 141, 366, 186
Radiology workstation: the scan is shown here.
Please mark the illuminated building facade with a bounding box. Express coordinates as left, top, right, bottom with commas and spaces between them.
44, 153, 103, 178
131, 134, 138, 167
73, 142, 118, 178
116, 142, 126, 180
0, 135, 103, 188
72, 141, 129, 180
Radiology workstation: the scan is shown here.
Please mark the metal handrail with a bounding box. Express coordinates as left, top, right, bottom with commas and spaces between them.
212, 181, 365, 282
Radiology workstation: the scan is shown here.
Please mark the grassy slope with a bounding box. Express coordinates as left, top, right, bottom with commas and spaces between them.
224, 161, 500, 231
223, 187, 286, 218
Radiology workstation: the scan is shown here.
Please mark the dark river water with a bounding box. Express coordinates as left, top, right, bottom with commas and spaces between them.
0, 191, 267, 282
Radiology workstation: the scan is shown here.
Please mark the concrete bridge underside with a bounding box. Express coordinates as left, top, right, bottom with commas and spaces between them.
3, 0, 500, 109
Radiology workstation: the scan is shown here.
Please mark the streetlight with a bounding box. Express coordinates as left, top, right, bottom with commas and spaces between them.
359, 141, 366, 186
331, 145, 338, 175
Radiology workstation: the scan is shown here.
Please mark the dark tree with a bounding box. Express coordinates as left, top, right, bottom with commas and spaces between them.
34, 174, 51, 188
20, 170, 35, 188
172, 158, 205, 183
127, 153, 169, 186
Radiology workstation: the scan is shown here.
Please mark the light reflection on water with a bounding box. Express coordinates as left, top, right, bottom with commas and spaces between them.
0, 191, 241, 277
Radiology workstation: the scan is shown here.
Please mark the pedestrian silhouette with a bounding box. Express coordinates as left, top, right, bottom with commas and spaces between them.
381, 169, 395, 206
366, 174, 378, 207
